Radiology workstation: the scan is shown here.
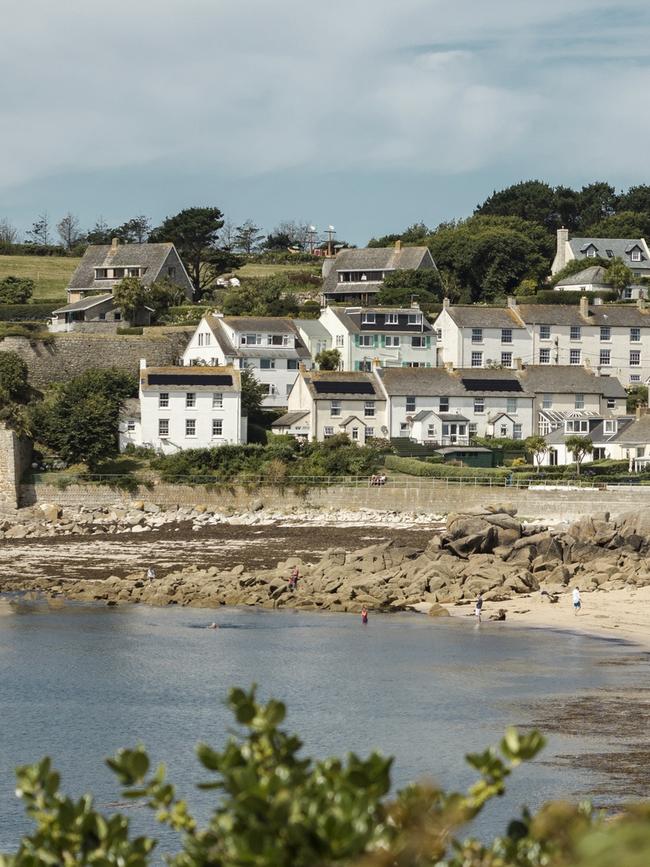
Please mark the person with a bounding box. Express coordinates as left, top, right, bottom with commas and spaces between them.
146, 566, 156, 581
572, 586, 581, 615
361, 606, 368, 625
475, 593, 484, 623
289, 565, 300, 592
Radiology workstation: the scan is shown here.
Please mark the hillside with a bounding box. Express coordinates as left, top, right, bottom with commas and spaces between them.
0, 255, 80, 301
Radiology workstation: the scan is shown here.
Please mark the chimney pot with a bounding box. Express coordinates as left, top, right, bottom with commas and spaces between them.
395, 240, 401, 251
111, 237, 119, 249
443, 297, 450, 309
507, 295, 517, 309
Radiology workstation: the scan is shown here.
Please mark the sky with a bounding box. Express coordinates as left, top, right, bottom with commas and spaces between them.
2, 0, 650, 245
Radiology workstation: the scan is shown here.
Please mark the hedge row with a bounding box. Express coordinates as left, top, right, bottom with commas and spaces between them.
0, 303, 59, 321
516, 290, 618, 305
385, 455, 510, 479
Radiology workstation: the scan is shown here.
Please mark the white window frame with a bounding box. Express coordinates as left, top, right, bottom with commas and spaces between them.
473, 397, 485, 414
405, 397, 416, 413
501, 352, 512, 368
260, 358, 276, 370
630, 350, 641, 366
384, 335, 400, 347
471, 351, 483, 368
358, 335, 373, 347
364, 401, 375, 418
631, 249, 642, 262
362, 313, 376, 324
385, 313, 399, 325
185, 392, 196, 408
599, 350, 611, 366
471, 328, 483, 343
126, 420, 136, 432
365, 427, 374, 438
600, 326, 611, 341
506, 397, 517, 414
542, 394, 552, 409
631, 328, 641, 342
539, 348, 551, 364
574, 393, 585, 409
570, 349, 581, 365
159, 392, 169, 408
411, 335, 426, 348
213, 392, 223, 409
501, 328, 512, 344
603, 420, 617, 434
570, 326, 581, 341
336, 334, 344, 347
330, 400, 341, 417
539, 325, 551, 340
158, 419, 169, 438
323, 426, 334, 437
185, 418, 196, 437
212, 418, 223, 438
407, 314, 422, 325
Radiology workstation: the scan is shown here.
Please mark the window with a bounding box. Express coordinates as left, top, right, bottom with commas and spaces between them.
159, 392, 169, 408
385, 313, 398, 325
185, 419, 196, 437
384, 335, 400, 347
427, 424, 436, 438
570, 349, 581, 365
471, 328, 483, 343
212, 392, 223, 408
574, 393, 585, 409
114, 312, 121, 321
126, 420, 136, 432
500, 424, 508, 436
631, 248, 642, 262
513, 424, 522, 440
599, 349, 611, 366
606, 249, 614, 258
474, 397, 485, 413
167, 266, 176, 278
439, 397, 449, 412
351, 427, 359, 441
364, 401, 375, 418
631, 327, 641, 342
623, 288, 633, 299
324, 426, 334, 437
436, 328, 442, 340
566, 419, 589, 433
471, 351, 483, 368
570, 326, 581, 340
362, 313, 376, 324
604, 420, 617, 434
330, 400, 341, 417
501, 352, 512, 368
98, 312, 106, 320
358, 335, 373, 347
287, 359, 299, 370
630, 350, 641, 366
269, 334, 290, 346
336, 335, 344, 347
407, 313, 422, 325
198, 333, 204, 346
185, 392, 196, 408
539, 418, 551, 435
260, 358, 275, 370
127, 268, 141, 277
540, 325, 551, 340
539, 348, 551, 364
469, 422, 478, 436
158, 419, 169, 437
286, 383, 292, 395
411, 335, 426, 348
95, 268, 109, 279
607, 398, 616, 409
600, 326, 611, 341
542, 394, 552, 409
506, 397, 517, 414
241, 333, 261, 345
212, 419, 223, 438
365, 427, 374, 438
358, 360, 372, 371
586, 247, 597, 258
501, 328, 512, 344
631, 374, 641, 382
405, 397, 416, 413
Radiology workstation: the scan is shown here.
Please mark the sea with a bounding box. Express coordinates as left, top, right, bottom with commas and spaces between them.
0, 599, 643, 854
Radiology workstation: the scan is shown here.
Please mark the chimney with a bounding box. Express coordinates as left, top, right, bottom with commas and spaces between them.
395, 240, 401, 251
443, 297, 450, 309
554, 227, 569, 273
111, 237, 119, 250
636, 404, 646, 420
507, 295, 517, 309
579, 295, 589, 319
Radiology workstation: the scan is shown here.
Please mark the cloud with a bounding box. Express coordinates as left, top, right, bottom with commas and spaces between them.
1, 0, 650, 228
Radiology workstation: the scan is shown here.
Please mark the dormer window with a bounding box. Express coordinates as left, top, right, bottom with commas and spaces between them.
362, 313, 376, 324
95, 268, 109, 279
240, 333, 262, 346
631, 249, 642, 262
565, 419, 589, 433
385, 313, 398, 325
586, 248, 597, 258
603, 419, 617, 435
360, 273, 367, 281
408, 313, 422, 325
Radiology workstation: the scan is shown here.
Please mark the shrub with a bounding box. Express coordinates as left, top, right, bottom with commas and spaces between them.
0, 276, 35, 303
116, 326, 144, 335
385, 454, 510, 479
0, 303, 59, 321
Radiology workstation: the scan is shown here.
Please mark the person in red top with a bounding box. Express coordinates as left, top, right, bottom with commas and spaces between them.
361, 606, 368, 625
289, 566, 300, 592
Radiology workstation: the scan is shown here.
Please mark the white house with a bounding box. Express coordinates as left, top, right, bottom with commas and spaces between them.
273, 370, 387, 443
320, 241, 437, 305
293, 318, 332, 360
182, 313, 312, 408
551, 228, 650, 282
433, 299, 529, 369
319, 305, 435, 371
120, 360, 245, 454
374, 367, 535, 444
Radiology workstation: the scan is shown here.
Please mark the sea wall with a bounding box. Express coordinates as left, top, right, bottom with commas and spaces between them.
19, 479, 647, 521
0, 327, 194, 388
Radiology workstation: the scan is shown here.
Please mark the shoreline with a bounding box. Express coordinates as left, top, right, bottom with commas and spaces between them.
444, 586, 650, 651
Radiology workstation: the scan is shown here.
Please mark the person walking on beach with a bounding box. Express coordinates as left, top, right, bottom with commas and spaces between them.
572, 586, 581, 615
146, 566, 156, 581
475, 593, 484, 624
289, 566, 300, 592
361, 606, 368, 625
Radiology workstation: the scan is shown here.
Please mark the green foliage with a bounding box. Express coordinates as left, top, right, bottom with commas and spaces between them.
29, 368, 137, 470
549, 256, 611, 286
240, 368, 268, 416
0, 351, 29, 404
0, 275, 35, 303
112, 277, 148, 324
587, 210, 650, 239
385, 454, 509, 479
476, 180, 562, 231
116, 326, 144, 335
149, 206, 225, 296
0, 303, 59, 321
221, 275, 300, 317
524, 435, 549, 471
522, 289, 617, 305
368, 222, 430, 247
377, 268, 443, 305
604, 258, 634, 291
627, 385, 648, 413
315, 348, 341, 370
565, 436, 594, 475
162, 306, 205, 325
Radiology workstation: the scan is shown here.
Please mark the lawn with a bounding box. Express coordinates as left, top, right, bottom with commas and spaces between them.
234, 262, 322, 279
0, 255, 80, 301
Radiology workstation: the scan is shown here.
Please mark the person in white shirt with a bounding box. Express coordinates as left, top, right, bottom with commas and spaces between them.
572, 586, 581, 615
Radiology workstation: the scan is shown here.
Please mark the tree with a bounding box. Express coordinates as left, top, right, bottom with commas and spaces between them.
234, 219, 265, 254
577, 181, 618, 230
265, 230, 293, 251
604, 258, 633, 292
29, 369, 137, 469
550, 256, 611, 286
586, 211, 650, 239
0, 276, 34, 303
368, 222, 429, 247
56, 213, 81, 251
627, 385, 648, 413
0, 351, 29, 404
149, 206, 225, 296
240, 367, 267, 416
86, 216, 113, 245
221, 275, 299, 317
377, 268, 443, 306
525, 435, 549, 473
315, 348, 341, 370
219, 219, 237, 251
565, 435, 593, 475
116, 215, 152, 243
0, 218, 18, 244
146, 279, 186, 316
476, 180, 561, 232
112, 277, 148, 324
25, 212, 50, 246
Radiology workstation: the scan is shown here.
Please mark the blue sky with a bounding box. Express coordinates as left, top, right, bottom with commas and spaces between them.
2, 0, 649, 245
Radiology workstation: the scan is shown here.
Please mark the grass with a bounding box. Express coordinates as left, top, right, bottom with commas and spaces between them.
234, 263, 322, 279
0, 255, 80, 301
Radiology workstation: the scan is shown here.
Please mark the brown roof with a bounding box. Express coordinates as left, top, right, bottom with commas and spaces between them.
141, 364, 241, 391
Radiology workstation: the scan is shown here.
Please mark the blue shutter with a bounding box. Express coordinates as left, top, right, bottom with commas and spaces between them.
380, 334, 385, 347
426, 335, 431, 348
373, 335, 379, 348
354, 361, 360, 371
354, 335, 360, 347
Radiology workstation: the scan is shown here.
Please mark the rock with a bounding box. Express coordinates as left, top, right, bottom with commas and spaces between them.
427, 603, 451, 617
132, 501, 145, 511
39, 503, 62, 522
250, 499, 264, 512
5, 524, 29, 539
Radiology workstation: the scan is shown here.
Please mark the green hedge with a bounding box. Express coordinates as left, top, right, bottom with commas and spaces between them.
0, 303, 58, 321
385, 455, 509, 479
116, 326, 143, 336
516, 290, 618, 305
164, 305, 205, 325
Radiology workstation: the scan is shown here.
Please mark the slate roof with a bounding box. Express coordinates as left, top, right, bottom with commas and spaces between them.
612, 414, 650, 444
440, 306, 524, 328
569, 238, 650, 271
293, 319, 331, 341
140, 365, 241, 391
326, 306, 433, 334
68, 242, 193, 293
322, 245, 436, 295
554, 266, 610, 287
272, 410, 310, 428
544, 416, 634, 445
202, 315, 310, 359
53, 294, 114, 314
301, 371, 382, 400
518, 366, 626, 397
376, 366, 530, 397
222, 316, 298, 334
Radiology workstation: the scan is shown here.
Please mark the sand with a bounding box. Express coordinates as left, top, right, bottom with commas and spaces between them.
446, 586, 650, 650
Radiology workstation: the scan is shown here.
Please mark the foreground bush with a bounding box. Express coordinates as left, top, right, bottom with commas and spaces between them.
4, 687, 650, 866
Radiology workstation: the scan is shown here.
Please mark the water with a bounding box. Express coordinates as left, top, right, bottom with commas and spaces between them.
0, 599, 642, 853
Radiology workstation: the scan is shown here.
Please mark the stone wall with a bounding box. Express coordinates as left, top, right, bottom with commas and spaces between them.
0, 327, 194, 388
0, 425, 32, 512
20, 478, 647, 521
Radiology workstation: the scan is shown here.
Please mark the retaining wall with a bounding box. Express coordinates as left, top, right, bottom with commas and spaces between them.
20, 479, 643, 521
0, 426, 31, 513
